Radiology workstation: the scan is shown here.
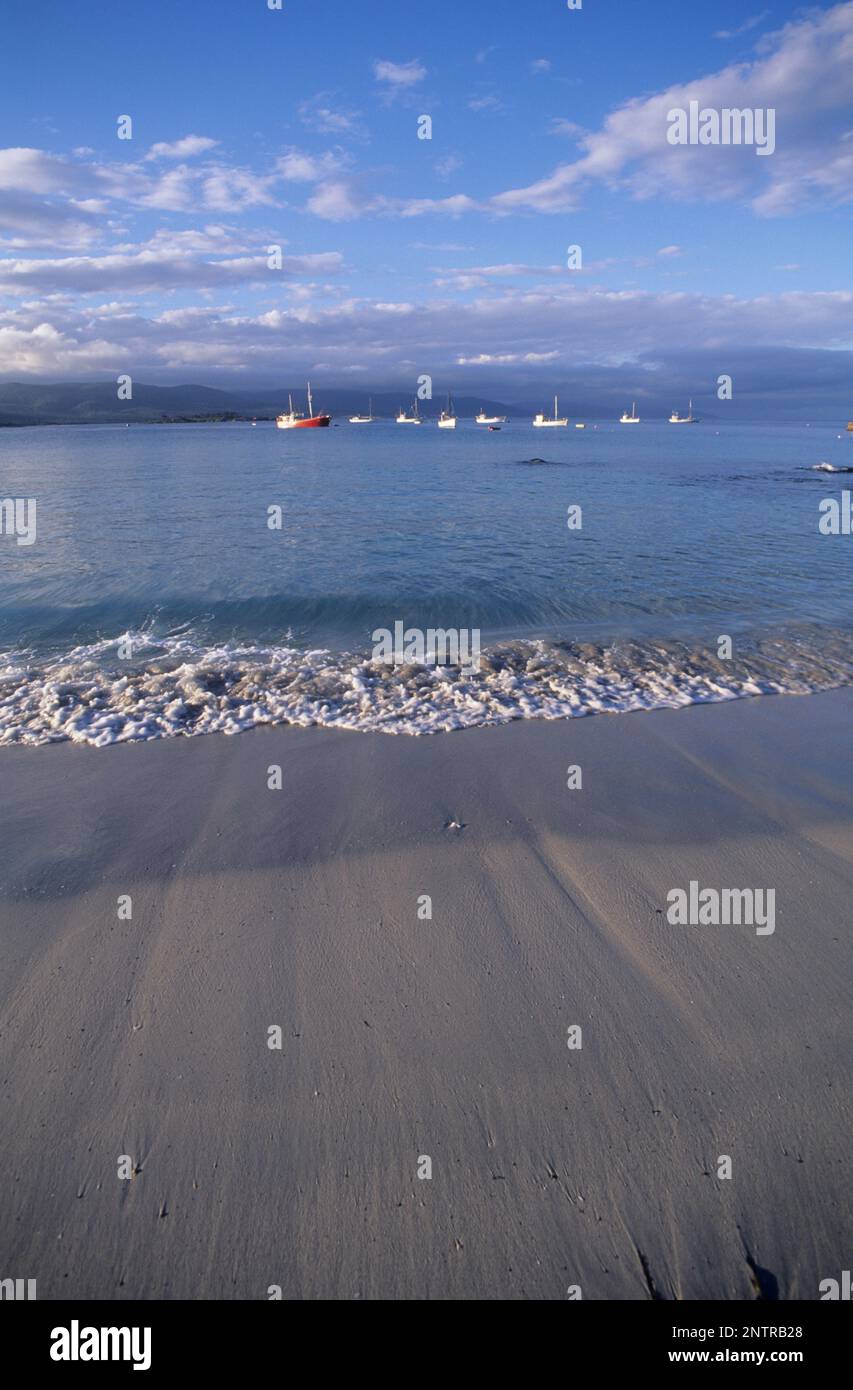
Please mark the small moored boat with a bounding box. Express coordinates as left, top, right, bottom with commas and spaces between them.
276, 382, 331, 429
533, 395, 568, 427
349, 398, 375, 423
669, 399, 698, 424
396, 399, 422, 424
438, 392, 457, 429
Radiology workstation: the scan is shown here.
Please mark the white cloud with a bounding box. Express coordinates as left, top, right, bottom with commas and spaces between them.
0, 147, 87, 194
0, 241, 343, 295
0, 192, 101, 250
0, 145, 285, 229
145, 135, 219, 161
298, 95, 366, 139
305, 183, 478, 221
306, 180, 373, 221
277, 149, 346, 182
489, 3, 853, 216
715, 12, 769, 41
0, 320, 129, 374
456, 351, 560, 365
373, 59, 427, 89
550, 119, 586, 139
3, 284, 852, 381
433, 263, 565, 290
396, 194, 478, 218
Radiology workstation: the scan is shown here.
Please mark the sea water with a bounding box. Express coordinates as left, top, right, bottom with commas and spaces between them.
0, 418, 850, 743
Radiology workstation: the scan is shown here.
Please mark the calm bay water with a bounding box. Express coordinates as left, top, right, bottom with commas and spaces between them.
0, 418, 851, 741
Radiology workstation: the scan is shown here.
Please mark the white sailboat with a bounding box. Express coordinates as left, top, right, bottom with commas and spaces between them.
533, 395, 568, 427
349, 398, 375, 423
476, 408, 507, 424
396, 398, 422, 424
438, 392, 457, 429
669, 399, 698, 423
620, 402, 640, 423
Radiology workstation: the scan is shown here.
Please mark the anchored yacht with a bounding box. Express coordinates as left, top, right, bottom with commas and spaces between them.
396, 399, 422, 424
620, 402, 640, 423
349, 398, 375, 423
438, 392, 457, 429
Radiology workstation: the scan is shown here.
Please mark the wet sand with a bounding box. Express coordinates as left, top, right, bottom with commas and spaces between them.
0, 689, 851, 1299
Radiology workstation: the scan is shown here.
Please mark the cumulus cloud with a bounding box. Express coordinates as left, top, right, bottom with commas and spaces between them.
549, 119, 587, 139
396, 194, 478, 218
0, 240, 343, 295
277, 149, 347, 182
457, 351, 560, 365
433, 263, 566, 291
298, 95, 367, 139
373, 58, 427, 89
490, 3, 853, 216
0, 191, 101, 250
305, 182, 478, 221
305, 180, 373, 221
2, 284, 852, 382
0, 144, 286, 233
0, 147, 89, 195
16, 5, 848, 247
0, 320, 130, 374
145, 135, 219, 161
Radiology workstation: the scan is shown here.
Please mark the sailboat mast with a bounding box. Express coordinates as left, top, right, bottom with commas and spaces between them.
307, 381, 313, 417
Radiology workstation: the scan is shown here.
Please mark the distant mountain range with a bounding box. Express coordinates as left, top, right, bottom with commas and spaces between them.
2, 379, 846, 426
0, 382, 520, 426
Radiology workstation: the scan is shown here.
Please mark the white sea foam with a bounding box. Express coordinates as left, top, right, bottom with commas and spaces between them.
0, 629, 851, 746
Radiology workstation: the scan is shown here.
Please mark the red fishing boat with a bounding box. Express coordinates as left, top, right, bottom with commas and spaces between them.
276, 382, 331, 429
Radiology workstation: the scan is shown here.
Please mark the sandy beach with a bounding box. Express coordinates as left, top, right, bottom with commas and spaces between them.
1, 689, 851, 1300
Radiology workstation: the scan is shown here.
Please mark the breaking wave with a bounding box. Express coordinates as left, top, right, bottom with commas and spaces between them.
1, 626, 852, 745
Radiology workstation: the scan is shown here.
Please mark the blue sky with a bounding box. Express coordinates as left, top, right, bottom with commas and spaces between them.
0, 0, 851, 411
